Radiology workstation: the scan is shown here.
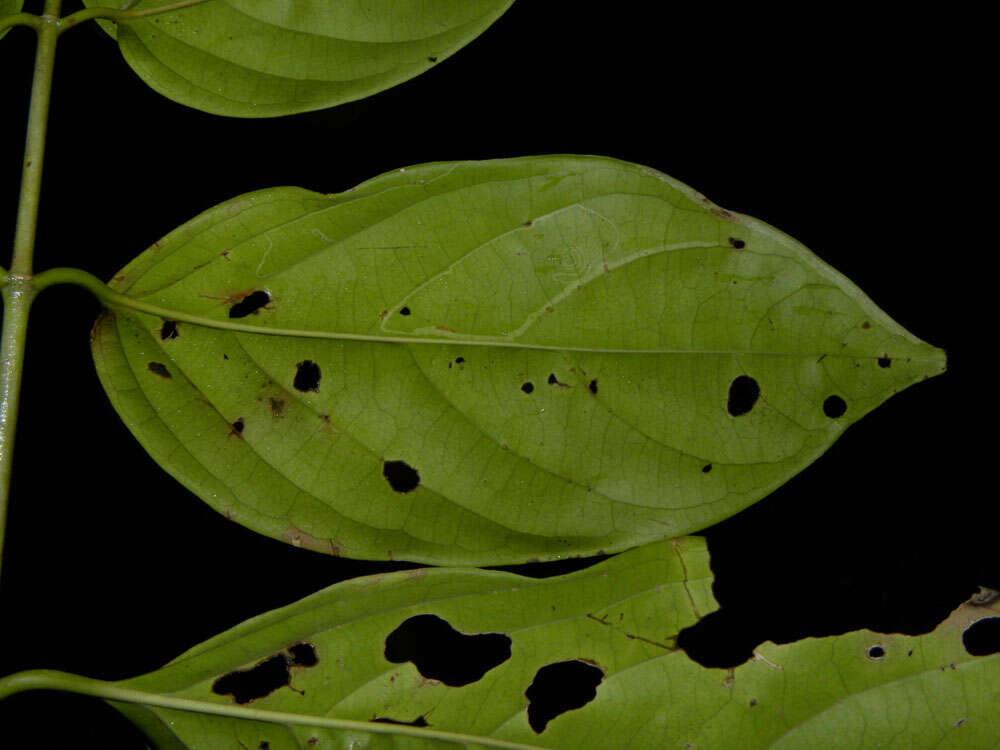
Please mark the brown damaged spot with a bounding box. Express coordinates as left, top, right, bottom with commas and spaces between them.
710, 206, 737, 222
282, 527, 341, 555
317, 414, 339, 436
969, 587, 1000, 607
89, 311, 114, 349
268, 397, 287, 417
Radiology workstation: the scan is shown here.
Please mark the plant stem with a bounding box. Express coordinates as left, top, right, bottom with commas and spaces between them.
10, 3, 60, 276
0, 0, 61, 579
0, 669, 542, 750
0, 283, 35, 575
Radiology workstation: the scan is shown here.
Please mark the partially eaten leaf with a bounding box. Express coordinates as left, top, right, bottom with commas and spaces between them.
103, 538, 999, 748
81, 0, 515, 117
91, 156, 946, 564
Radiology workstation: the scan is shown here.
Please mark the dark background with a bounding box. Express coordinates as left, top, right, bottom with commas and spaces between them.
0, 2, 993, 746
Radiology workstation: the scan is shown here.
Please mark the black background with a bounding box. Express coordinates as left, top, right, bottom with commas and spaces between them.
0, 2, 993, 747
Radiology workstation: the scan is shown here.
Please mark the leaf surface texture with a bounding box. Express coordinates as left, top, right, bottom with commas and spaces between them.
80, 0, 513, 116
91, 156, 946, 564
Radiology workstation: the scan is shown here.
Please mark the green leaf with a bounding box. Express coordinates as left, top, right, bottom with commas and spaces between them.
0, 0, 24, 40
103, 537, 999, 748
79, 0, 514, 117
90, 156, 945, 564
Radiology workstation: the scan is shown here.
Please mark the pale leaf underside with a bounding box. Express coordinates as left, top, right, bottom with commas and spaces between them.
91, 156, 946, 565
80, 0, 515, 117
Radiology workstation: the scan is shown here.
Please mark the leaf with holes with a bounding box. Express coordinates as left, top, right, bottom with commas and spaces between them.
97, 538, 1000, 748
0, 0, 24, 40
90, 155, 945, 564
80, 0, 514, 117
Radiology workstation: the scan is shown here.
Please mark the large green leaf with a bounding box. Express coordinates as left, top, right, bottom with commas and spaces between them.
90, 156, 945, 565
80, 0, 514, 117
103, 537, 999, 748
0, 0, 24, 40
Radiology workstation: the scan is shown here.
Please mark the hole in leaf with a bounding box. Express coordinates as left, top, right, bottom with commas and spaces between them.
383, 460, 420, 493
728, 237, 746, 249
427, 56, 438, 63
456, 357, 465, 364
147, 362, 171, 379
384, 614, 511, 686
525, 660, 603, 733
212, 654, 290, 704
160, 321, 178, 340
963, 617, 1000, 656
288, 642, 318, 667
400, 306, 411, 316
727, 375, 759, 416
228, 290, 270, 318
293, 360, 321, 392
702, 463, 713, 473
878, 356, 892, 368
259, 743, 271, 750
231, 417, 245, 435
548, 373, 558, 385
521, 382, 535, 394
588, 379, 598, 395
867, 645, 886, 659
211, 643, 319, 704
677, 610, 755, 668
372, 716, 429, 727
823, 395, 847, 418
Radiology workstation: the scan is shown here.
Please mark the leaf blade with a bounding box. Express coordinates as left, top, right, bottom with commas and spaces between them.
105, 539, 999, 748
79, 0, 514, 116
91, 156, 946, 564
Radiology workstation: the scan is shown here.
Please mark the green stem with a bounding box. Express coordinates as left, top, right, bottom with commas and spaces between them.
0, 282, 35, 574
10, 4, 59, 276
0, 0, 61, 579
0, 669, 542, 750
60, 0, 215, 31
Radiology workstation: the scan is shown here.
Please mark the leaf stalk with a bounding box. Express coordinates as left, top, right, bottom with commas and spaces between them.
60, 0, 216, 31
0, 13, 43, 33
